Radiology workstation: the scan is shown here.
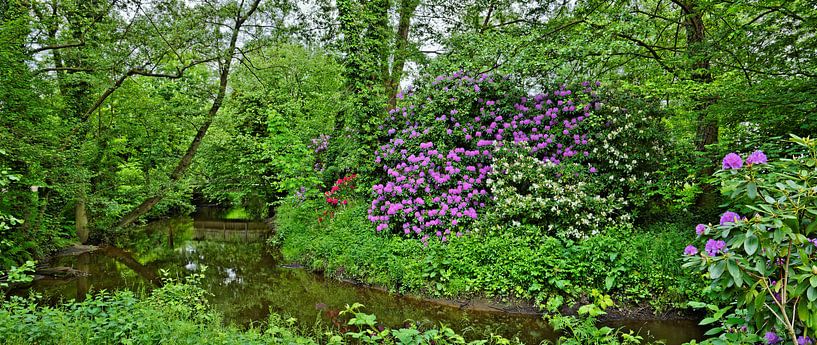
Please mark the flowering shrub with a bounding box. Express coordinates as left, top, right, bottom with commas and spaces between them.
487, 152, 628, 238
368, 71, 603, 241
310, 134, 331, 172
318, 174, 357, 222
682, 135, 817, 343
577, 94, 684, 217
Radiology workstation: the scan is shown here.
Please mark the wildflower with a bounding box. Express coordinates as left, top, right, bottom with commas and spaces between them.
797, 336, 813, 345
696, 224, 706, 235
705, 239, 727, 256
684, 245, 698, 255
746, 150, 768, 165
720, 211, 742, 225
722, 152, 743, 169
764, 332, 782, 345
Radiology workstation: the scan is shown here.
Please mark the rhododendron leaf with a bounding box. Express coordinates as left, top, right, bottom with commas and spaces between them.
747, 182, 757, 199
782, 218, 800, 233
755, 259, 767, 276
806, 220, 817, 235
744, 234, 759, 255
763, 194, 777, 204
798, 301, 810, 323
727, 260, 742, 287
710, 260, 726, 279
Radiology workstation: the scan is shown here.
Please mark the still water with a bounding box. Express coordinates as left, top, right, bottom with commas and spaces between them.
22, 217, 704, 344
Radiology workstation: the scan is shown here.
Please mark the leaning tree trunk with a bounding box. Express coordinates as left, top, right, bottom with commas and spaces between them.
114, 0, 261, 229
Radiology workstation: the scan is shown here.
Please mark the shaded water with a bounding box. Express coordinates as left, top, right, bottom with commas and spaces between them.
20, 217, 704, 344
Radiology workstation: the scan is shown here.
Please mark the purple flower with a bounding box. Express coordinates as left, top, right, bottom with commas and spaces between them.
705, 239, 726, 256
696, 224, 706, 235
746, 150, 768, 165
684, 245, 698, 255
765, 332, 782, 345
720, 211, 742, 225
809, 238, 817, 248
722, 152, 743, 169
797, 336, 812, 345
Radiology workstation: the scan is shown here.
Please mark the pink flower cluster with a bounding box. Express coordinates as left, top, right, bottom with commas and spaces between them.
369, 71, 600, 243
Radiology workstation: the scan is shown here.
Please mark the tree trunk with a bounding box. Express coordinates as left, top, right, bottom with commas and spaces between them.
75, 194, 89, 243
679, 0, 716, 150
677, 0, 720, 209
114, 0, 261, 229
385, 0, 419, 108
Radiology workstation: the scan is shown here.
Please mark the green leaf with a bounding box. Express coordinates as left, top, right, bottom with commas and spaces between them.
808, 287, 817, 302
704, 327, 723, 336
806, 220, 817, 235
728, 260, 743, 287
604, 276, 616, 291
747, 182, 757, 199
710, 260, 726, 279
744, 234, 759, 255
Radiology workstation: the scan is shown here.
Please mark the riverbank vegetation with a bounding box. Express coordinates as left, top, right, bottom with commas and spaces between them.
0, 276, 524, 345
2, 0, 816, 343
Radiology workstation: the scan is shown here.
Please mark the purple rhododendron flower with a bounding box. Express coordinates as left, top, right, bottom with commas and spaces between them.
705, 239, 726, 256
797, 336, 813, 345
684, 245, 698, 255
746, 150, 768, 165
720, 211, 742, 225
722, 152, 743, 169
809, 238, 817, 248
765, 332, 782, 345
696, 224, 706, 235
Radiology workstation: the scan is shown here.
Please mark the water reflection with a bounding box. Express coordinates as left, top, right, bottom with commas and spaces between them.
20, 217, 703, 345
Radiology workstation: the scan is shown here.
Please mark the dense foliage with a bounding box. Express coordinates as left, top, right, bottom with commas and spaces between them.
683, 136, 817, 344
2, 0, 816, 343
277, 199, 704, 309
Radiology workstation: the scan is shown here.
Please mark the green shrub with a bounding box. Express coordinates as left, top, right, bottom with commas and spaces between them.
682, 135, 817, 343
275, 199, 705, 309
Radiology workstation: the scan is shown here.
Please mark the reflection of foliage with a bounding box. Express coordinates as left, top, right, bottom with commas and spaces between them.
1, 280, 523, 345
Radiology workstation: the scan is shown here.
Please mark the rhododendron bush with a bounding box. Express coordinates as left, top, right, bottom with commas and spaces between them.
367, 71, 614, 241
682, 136, 817, 343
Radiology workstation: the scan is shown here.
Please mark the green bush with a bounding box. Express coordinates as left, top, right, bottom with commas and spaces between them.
275, 199, 705, 309
682, 135, 817, 343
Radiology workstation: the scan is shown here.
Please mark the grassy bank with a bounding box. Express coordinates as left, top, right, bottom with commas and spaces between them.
274, 199, 706, 313
1, 278, 520, 345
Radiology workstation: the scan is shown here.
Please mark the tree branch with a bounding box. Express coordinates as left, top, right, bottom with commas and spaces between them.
31, 41, 84, 53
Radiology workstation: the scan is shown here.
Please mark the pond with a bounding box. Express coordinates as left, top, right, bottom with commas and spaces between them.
18, 217, 704, 344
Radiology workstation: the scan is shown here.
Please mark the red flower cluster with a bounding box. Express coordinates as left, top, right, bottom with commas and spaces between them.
318, 174, 357, 223
324, 174, 356, 206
